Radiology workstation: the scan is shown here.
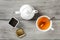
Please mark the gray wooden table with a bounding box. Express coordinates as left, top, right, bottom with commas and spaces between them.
0, 0, 60, 40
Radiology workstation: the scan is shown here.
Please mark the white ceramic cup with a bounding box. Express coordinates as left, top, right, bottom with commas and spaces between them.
36, 15, 54, 32
15, 4, 38, 20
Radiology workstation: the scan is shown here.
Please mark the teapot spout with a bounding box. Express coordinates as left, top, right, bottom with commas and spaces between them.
32, 10, 38, 14
15, 11, 20, 14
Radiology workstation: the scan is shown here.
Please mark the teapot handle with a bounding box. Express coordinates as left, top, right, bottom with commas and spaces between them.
32, 10, 38, 14
15, 11, 20, 14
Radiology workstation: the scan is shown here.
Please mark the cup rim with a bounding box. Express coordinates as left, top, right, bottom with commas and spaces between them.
36, 15, 52, 32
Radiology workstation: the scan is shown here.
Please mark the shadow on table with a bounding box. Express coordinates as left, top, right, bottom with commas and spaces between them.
31, 12, 43, 20
16, 21, 24, 28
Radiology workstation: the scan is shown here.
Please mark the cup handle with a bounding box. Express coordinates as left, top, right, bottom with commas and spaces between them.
51, 28, 54, 30
32, 10, 38, 14
15, 11, 20, 14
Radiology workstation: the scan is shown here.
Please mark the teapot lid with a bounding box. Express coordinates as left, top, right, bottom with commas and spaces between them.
20, 4, 34, 14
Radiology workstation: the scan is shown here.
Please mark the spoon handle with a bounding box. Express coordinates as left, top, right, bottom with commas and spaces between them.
50, 17, 55, 20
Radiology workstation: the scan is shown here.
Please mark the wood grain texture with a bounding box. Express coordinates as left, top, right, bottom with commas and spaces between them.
0, 0, 60, 40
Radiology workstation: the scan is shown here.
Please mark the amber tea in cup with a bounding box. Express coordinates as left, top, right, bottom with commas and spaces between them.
36, 15, 53, 32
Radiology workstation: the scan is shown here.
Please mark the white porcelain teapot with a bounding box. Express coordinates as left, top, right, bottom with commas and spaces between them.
15, 4, 38, 20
